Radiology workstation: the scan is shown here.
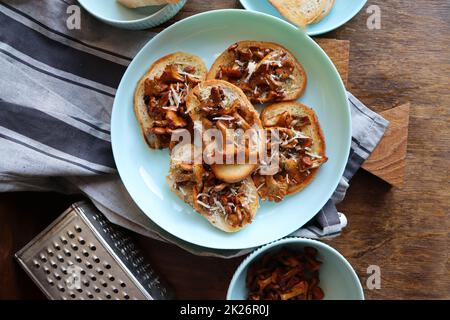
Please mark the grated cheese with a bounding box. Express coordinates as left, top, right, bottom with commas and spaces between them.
270, 74, 280, 81
262, 60, 283, 67
197, 200, 211, 209
293, 130, 310, 140
213, 198, 227, 216
196, 193, 210, 199
179, 71, 201, 79
170, 86, 182, 108
162, 106, 178, 112
305, 151, 322, 159
168, 90, 175, 106
213, 116, 235, 121
244, 61, 257, 82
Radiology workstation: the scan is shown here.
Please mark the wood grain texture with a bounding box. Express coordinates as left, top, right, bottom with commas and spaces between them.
315, 38, 350, 86
362, 103, 410, 187
1, 0, 449, 300
316, 40, 412, 187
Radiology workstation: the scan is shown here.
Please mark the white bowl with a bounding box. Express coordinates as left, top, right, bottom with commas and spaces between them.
227, 238, 365, 300
78, 0, 186, 30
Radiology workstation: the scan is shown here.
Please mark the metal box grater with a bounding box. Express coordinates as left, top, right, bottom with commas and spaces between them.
15, 201, 174, 300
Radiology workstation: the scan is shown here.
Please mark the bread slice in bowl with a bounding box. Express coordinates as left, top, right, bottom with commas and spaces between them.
134, 52, 207, 149
253, 102, 327, 202
167, 144, 260, 233
207, 41, 306, 104
186, 79, 264, 183
269, 0, 327, 27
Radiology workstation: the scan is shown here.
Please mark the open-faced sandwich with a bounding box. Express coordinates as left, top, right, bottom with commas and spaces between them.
167, 144, 260, 232
186, 79, 264, 184
253, 102, 327, 202
207, 41, 306, 104
134, 52, 207, 149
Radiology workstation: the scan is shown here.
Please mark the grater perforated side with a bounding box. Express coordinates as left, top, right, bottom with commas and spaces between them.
15, 201, 174, 300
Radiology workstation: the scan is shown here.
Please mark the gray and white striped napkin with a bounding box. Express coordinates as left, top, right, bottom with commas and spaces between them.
0, 0, 388, 258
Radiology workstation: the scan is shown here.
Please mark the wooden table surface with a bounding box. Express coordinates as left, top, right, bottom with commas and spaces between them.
1, 0, 449, 300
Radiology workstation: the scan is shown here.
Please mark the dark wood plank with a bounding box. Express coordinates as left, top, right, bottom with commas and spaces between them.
0, 0, 449, 300
0, 193, 82, 300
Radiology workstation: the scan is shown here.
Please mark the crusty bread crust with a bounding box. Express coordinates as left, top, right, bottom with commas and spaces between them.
207, 41, 307, 103
134, 52, 207, 149
312, 0, 335, 23
269, 0, 327, 27
260, 102, 326, 195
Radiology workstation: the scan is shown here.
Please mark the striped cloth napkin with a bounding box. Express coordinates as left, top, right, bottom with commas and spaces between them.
0, 0, 389, 258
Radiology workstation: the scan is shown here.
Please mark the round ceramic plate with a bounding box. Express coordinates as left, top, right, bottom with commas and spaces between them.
239, 0, 368, 36
77, 0, 186, 29
111, 10, 351, 249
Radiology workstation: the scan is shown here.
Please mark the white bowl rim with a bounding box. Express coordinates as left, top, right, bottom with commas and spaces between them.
226, 237, 365, 300
77, 0, 181, 25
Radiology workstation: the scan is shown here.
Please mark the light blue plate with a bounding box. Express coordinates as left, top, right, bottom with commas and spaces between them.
77, 0, 186, 30
240, 0, 368, 36
111, 10, 351, 250
227, 238, 365, 300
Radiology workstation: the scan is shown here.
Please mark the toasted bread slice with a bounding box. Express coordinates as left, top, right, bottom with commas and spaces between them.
186, 80, 264, 183
134, 52, 207, 149
207, 41, 306, 104
269, 0, 327, 27
254, 102, 327, 201
167, 144, 259, 232
312, 0, 334, 23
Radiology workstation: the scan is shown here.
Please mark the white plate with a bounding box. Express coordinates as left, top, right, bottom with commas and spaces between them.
111, 10, 351, 249
240, 0, 368, 36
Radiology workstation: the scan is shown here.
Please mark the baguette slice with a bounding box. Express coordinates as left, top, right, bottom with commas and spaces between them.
207, 41, 306, 104
269, 0, 327, 27
312, 0, 335, 23
134, 52, 207, 149
167, 144, 259, 233
186, 80, 264, 183
118, 0, 180, 8
256, 102, 327, 199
